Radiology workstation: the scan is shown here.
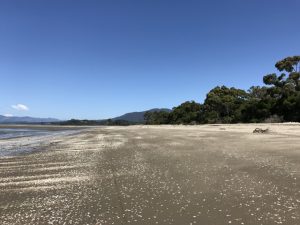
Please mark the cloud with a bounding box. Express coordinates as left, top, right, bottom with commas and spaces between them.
4, 114, 13, 117
11, 104, 29, 111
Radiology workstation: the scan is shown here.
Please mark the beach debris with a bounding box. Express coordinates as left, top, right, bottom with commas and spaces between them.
253, 128, 270, 134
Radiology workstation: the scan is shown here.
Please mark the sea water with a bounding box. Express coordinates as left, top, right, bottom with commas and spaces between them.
0, 128, 50, 139
0, 127, 80, 157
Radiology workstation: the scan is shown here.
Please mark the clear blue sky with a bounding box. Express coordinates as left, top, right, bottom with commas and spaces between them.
1, 0, 299, 120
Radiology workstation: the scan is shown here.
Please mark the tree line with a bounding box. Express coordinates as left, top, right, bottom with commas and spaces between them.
145, 56, 300, 124
57, 119, 137, 126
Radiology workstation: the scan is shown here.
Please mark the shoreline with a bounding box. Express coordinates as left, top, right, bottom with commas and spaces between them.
0, 128, 85, 157
0, 124, 90, 131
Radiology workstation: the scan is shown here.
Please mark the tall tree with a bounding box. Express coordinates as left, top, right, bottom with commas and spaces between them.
202, 86, 248, 123
169, 101, 202, 124
263, 56, 300, 121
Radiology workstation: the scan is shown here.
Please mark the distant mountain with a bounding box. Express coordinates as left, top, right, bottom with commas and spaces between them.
0, 115, 60, 124
112, 108, 171, 123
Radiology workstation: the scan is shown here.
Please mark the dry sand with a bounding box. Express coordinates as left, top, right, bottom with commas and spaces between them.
0, 124, 299, 225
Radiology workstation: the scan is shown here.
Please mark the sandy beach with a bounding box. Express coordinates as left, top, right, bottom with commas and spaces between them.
0, 124, 299, 225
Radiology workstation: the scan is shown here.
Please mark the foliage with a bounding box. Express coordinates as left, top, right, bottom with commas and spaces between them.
58, 119, 101, 126
58, 119, 136, 126
202, 86, 248, 123
144, 101, 202, 125
144, 111, 170, 125
262, 56, 300, 121
169, 101, 202, 124
144, 55, 300, 124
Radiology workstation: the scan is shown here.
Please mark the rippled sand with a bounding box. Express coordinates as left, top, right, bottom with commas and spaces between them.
0, 124, 299, 225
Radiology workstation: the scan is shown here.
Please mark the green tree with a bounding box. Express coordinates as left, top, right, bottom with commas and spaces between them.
144, 111, 170, 125
263, 56, 300, 121
202, 86, 248, 123
239, 86, 273, 122
169, 101, 202, 124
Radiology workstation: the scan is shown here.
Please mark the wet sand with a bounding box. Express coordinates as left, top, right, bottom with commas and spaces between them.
0, 124, 299, 225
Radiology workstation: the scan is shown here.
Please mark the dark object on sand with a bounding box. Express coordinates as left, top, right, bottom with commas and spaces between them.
253, 128, 269, 134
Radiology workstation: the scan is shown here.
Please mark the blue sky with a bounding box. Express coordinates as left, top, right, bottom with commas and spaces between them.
1, 0, 300, 120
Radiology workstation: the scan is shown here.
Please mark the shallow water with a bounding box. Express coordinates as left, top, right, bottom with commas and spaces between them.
0, 128, 50, 139
0, 128, 81, 157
